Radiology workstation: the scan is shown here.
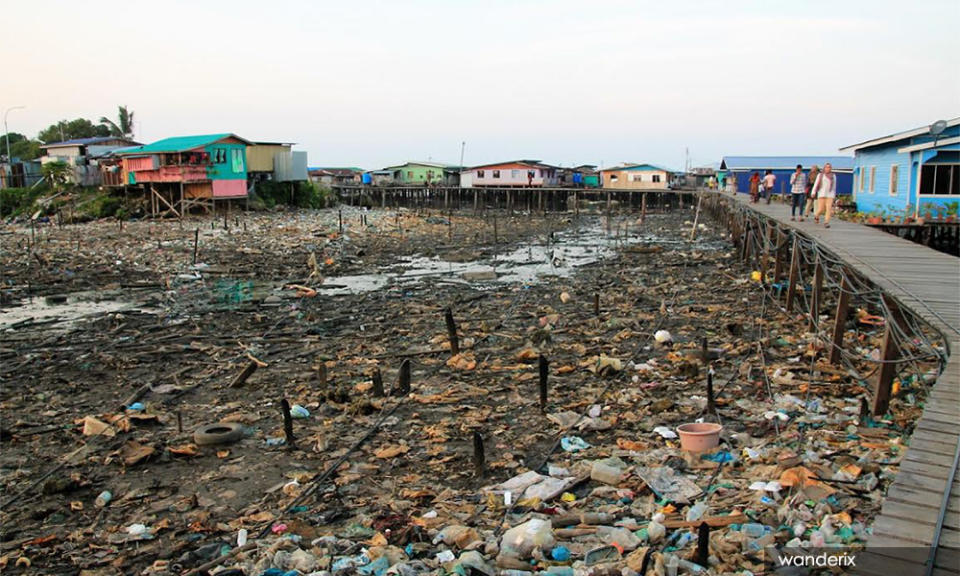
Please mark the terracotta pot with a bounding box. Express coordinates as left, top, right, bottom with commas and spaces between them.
676, 422, 723, 452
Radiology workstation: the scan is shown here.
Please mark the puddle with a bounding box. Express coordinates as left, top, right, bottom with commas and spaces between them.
0, 291, 144, 331
316, 217, 714, 295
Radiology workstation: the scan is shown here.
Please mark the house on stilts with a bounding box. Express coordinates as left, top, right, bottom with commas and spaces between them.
109, 133, 251, 216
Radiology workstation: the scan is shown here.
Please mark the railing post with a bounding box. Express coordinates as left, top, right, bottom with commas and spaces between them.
829, 275, 852, 365
785, 236, 800, 312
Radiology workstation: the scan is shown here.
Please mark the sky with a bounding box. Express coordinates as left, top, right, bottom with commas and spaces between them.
2, 0, 958, 170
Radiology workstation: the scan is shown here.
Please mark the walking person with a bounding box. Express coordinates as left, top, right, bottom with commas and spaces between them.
811, 162, 837, 228
803, 164, 820, 220
789, 164, 807, 221
749, 172, 761, 203
762, 170, 777, 204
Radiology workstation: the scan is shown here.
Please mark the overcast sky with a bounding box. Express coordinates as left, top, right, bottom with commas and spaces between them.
2, 0, 958, 170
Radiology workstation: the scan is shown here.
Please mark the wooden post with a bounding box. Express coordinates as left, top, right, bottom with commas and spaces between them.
706, 369, 716, 417
872, 296, 906, 416
640, 192, 646, 224
760, 223, 774, 282
785, 236, 800, 312
809, 256, 824, 330
338, 209, 343, 234
396, 359, 411, 396
371, 368, 384, 398
280, 399, 295, 448
594, 292, 600, 316
696, 523, 710, 567
472, 430, 484, 477
829, 275, 852, 365
192, 228, 200, 265
772, 230, 786, 286
444, 307, 460, 356
538, 354, 548, 412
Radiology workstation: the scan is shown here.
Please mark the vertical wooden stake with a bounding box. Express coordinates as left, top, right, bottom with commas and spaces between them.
640, 192, 647, 224
316, 360, 327, 386
538, 354, 548, 412
396, 359, 411, 396
829, 275, 852, 365
192, 228, 199, 265
785, 237, 800, 312
280, 399, 295, 448
338, 209, 343, 234
177, 411, 183, 433
472, 430, 485, 477
696, 522, 710, 567
594, 292, 600, 316
810, 256, 824, 330
872, 296, 906, 416
371, 368, 384, 398
772, 230, 786, 286
706, 368, 716, 417
444, 307, 460, 356
493, 214, 498, 244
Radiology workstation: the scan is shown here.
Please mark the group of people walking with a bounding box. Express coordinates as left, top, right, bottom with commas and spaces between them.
744, 163, 837, 228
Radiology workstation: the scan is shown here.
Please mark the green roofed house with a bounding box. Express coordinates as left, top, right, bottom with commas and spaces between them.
112, 133, 252, 216
382, 161, 461, 186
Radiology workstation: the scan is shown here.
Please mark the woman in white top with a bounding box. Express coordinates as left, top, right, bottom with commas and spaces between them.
811, 162, 837, 228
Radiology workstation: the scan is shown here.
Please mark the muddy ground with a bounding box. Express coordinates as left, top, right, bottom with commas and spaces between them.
0, 204, 937, 575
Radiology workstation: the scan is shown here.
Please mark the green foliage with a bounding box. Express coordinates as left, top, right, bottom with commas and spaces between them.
42, 161, 72, 190
10, 139, 41, 160
946, 201, 959, 217
99, 105, 135, 138
38, 118, 110, 144
255, 180, 336, 209
0, 185, 48, 218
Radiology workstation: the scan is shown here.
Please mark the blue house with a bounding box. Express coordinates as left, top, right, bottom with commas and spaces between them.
719, 156, 853, 196
839, 118, 960, 217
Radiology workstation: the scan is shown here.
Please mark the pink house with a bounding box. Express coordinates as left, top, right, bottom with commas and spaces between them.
460, 160, 560, 188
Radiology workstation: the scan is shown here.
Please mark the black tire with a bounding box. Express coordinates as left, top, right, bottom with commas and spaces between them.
193, 422, 245, 446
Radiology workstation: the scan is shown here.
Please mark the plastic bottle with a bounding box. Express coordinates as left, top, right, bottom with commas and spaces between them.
676, 558, 706, 573
685, 501, 708, 523
741, 523, 769, 539
647, 514, 666, 543
237, 528, 248, 547
94, 491, 112, 508
665, 553, 679, 576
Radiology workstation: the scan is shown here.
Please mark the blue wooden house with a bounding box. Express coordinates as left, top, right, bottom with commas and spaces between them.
839, 118, 959, 218
719, 156, 854, 196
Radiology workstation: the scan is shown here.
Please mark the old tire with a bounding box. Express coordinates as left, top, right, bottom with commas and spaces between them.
193, 422, 245, 446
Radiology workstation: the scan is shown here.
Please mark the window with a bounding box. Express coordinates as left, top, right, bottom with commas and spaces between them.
920, 164, 960, 196
493, 170, 500, 178
631, 173, 643, 182
652, 174, 661, 183
889, 165, 898, 196
231, 149, 244, 173
857, 169, 864, 193
511, 169, 520, 178
407, 171, 413, 179
477, 170, 485, 178
869, 166, 876, 194
610, 174, 619, 182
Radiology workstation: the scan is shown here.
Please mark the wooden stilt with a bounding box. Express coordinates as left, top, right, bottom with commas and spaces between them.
829, 275, 852, 365
785, 236, 800, 312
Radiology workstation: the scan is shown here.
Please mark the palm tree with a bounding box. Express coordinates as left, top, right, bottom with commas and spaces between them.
99, 105, 135, 138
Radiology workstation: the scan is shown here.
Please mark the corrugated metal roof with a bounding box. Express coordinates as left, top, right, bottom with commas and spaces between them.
839, 117, 960, 152
720, 156, 854, 171
115, 133, 251, 155
40, 136, 140, 148
600, 163, 676, 173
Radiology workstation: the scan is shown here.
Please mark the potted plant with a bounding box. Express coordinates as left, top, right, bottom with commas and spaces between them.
866, 211, 883, 225
946, 201, 959, 223
921, 202, 936, 222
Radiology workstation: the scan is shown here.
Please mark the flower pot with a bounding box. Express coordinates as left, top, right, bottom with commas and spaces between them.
866, 217, 882, 225
676, 422, 723, 452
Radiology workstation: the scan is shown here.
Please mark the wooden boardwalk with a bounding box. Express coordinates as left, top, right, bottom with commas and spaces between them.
729, 192, 960, 575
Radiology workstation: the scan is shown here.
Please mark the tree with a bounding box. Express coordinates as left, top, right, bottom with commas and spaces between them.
42, 160, 72, 191
2, 133, 41, 161
37, 119, 110, 144
99, 105, 135, 138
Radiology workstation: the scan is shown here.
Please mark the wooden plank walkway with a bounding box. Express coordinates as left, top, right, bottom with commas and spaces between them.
729, 192, 960, 575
